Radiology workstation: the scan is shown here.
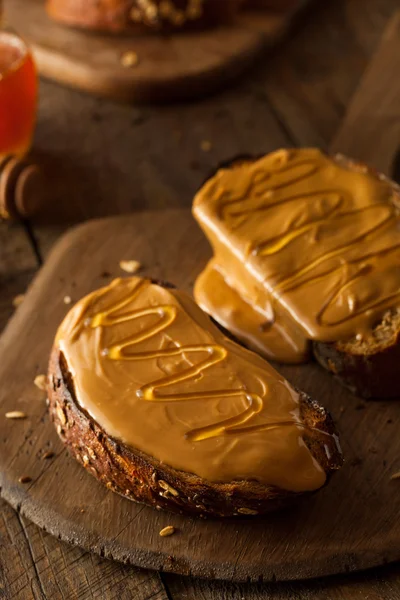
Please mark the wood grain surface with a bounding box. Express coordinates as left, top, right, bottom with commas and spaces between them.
3, 491, 400, 599
331, 11, 400, 175
7, 0, 302, 103
262, 1, 397, 146
1, 208, 400, 583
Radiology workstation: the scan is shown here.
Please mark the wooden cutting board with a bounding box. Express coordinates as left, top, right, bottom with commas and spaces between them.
6, 0, 308, 103
1, 208, 400, 582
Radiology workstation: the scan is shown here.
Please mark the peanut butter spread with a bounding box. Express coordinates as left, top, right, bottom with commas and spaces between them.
56, 277, 335, 491
193, 148, 400, 363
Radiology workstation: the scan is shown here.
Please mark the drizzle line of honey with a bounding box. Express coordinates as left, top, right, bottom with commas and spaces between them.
85, 279, 307, 443
219, 154, 400, 329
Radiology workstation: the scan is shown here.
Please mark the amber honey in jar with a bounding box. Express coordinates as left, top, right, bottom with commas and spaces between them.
0, 31, 37, 156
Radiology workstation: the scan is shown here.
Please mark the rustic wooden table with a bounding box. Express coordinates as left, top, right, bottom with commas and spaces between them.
1, 0, 400, 597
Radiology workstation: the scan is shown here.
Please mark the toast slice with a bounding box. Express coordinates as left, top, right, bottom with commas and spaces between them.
193, 148, 400, 399
47, 277, 342, 517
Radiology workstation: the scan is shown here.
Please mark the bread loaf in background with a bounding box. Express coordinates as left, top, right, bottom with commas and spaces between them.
46, 0, 245, 33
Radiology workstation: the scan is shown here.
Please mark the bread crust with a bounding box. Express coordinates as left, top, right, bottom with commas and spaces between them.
313, 332, 400, 399
47, 346, 342, 517
45, 0, 244, 33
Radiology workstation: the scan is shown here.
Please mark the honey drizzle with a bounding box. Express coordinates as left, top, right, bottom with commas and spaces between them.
218, 152, 400, 330
84, 278, 315, 443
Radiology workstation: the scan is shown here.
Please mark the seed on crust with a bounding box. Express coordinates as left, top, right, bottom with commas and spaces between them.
390, 471, 400, 480
158, 480, 179, 497
327, 359, 338, 374
237, 507, 258, 515
56, 405, 67, 426
159, 525, 175, 537
5, 411, 26, 420
34, 374, 47, 391
42, 451, 54, 460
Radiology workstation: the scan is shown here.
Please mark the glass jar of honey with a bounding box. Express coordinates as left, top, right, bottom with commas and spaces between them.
0, 12, 37, 156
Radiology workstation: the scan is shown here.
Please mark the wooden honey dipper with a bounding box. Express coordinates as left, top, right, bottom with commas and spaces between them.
0, 154, 45, 220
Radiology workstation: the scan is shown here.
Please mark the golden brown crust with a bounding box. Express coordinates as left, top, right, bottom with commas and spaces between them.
45, 0, 244, 33
47, 346, 342, 517
313, 332, 400, 399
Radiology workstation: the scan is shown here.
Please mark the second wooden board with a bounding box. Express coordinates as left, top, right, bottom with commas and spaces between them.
7, 0, 305, 103
0, 209, 399, 582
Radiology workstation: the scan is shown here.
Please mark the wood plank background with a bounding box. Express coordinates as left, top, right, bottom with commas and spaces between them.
1, 0, 400, 598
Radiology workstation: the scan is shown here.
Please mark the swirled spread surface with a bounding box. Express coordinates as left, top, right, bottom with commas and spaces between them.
56, 277, 334, 490
193, 148, 400, 363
